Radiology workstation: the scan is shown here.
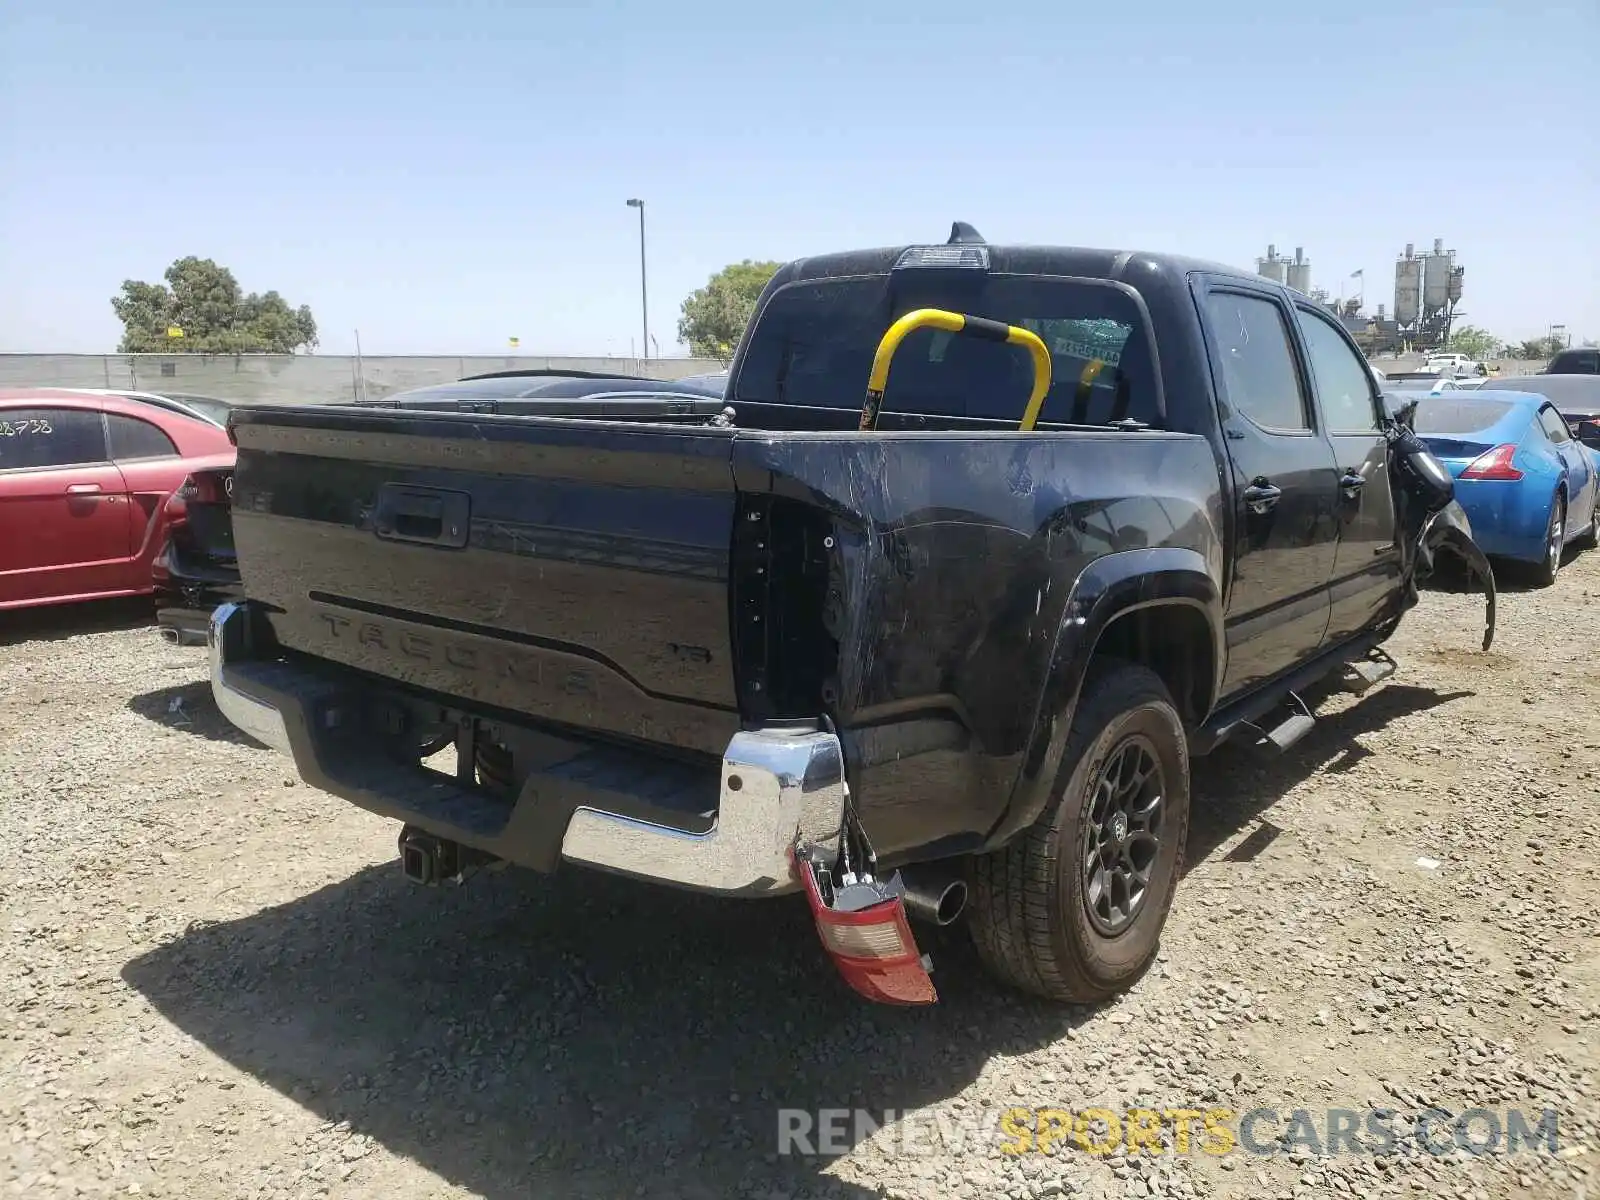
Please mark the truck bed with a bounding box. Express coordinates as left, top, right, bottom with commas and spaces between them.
228, 402, 1220, 860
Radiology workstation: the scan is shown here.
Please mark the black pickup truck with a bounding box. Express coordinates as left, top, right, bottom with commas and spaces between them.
209, 225, 1493, 1007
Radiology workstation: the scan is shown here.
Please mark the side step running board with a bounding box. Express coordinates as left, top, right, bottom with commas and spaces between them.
1339, 647, 1398, 695
1191, 630, 1401, 757
1245, 691, 1316, 754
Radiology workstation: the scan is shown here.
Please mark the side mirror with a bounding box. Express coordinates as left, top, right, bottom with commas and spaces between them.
1382, 393, 1419, 428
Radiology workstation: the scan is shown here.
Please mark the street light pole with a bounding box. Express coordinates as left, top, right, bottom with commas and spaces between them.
626, 198, 648, 362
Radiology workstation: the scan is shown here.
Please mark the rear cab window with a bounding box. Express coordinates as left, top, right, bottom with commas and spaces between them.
734, 273, 1162, 429
0, 408, 109, 470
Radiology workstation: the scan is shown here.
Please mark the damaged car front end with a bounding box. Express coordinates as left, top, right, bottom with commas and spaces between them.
1383, 398, 1497, 651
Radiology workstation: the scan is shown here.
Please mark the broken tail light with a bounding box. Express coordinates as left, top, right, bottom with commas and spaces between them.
797, 854, 937, 1006
1459, 444, 1523, 481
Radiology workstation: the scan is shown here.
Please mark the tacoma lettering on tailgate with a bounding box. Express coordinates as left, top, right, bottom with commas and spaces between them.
314, 610, 599, 696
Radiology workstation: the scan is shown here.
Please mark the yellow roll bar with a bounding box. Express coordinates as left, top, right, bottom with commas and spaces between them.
857, 308, 1053, 432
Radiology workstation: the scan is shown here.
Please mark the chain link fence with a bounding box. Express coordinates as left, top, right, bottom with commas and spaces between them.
0, 354, 727, 406
0, 352, 1551, 408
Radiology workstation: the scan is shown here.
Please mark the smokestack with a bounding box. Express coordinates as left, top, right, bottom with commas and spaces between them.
1405, 242, 1414, 258
1267, 244, 1276, 260
1294, 246, 1304, 264
1433, 237, 1444, 256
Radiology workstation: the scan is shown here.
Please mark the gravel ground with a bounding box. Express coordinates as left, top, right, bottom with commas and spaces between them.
3, 559, 1596, 1200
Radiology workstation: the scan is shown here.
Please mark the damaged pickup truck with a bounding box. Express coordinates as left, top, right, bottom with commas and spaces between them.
208, 224, 1494, 1006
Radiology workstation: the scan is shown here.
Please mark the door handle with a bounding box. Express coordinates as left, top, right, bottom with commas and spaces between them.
373, 484, 471, 549
1242, 481, 1282, 514
65, 483, 102, 495
1339, 471, 1366, 499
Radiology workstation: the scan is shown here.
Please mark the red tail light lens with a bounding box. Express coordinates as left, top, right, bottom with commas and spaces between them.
798, 856, 937, 1006
1460, 444, 1522, 481
164, 476, 196, 520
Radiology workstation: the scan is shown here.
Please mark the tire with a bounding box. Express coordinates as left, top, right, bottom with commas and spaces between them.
967, 660, 1190, 1004
1576, 496, 1600, 551
1533, 495, 1565, 587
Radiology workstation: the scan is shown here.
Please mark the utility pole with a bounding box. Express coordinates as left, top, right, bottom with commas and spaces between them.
626, 198, 648, 362
354, 329, 366, 403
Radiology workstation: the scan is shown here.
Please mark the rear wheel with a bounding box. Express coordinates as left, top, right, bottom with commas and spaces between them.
967, 661, 1190, 1003
1577, 496, 1600, 550
1533, 496, 1565, 587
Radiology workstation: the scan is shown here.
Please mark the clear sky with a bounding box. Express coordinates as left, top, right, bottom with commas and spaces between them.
1, 0, 1594, 355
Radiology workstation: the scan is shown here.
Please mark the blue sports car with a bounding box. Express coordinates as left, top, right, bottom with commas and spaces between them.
1410, 391, 1600, 585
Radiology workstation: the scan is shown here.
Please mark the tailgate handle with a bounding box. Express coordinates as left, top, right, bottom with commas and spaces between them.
374, 485, 471, 549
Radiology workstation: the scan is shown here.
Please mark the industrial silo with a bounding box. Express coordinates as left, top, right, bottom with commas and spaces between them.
1286, 247, 1312, 294
1422, 238, 1453, 316
1394, 246, 1422, 327
1257, 244, 1288, 284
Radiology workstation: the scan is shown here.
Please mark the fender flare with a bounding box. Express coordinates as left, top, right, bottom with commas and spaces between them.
982, 546, 1223, 850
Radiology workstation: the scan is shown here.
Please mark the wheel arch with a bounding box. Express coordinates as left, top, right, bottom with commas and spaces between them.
983, 547, 1222, 851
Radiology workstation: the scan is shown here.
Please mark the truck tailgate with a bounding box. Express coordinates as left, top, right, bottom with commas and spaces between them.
228, 406, 742, 756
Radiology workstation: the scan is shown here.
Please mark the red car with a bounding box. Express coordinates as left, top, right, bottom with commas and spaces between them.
0, 388, 234, 612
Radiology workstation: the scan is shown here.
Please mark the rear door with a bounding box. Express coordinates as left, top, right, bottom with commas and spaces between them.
0, 406, 133, 606
1197, 281, 1341, 695
1295, 304, 1402, 644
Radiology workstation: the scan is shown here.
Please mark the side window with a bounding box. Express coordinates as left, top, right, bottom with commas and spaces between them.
1538, 407, 1571, 444
1203, 292, 1310, 431
106, 413, 179, 460
0, 408, 108, 470
1297, 308, 1381, 431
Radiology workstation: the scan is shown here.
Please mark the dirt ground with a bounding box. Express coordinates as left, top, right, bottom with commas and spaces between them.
2, 557, 1596, 1200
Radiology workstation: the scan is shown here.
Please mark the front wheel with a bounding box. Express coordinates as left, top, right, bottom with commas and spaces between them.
1533, 496, 1566, 587
967, 661, 1190, 1004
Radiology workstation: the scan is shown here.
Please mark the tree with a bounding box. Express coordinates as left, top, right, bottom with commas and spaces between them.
677, 260, 781, 361
111, 257, 319, 354
1445, 326, 1501, 360
1512, 335, 1566, 361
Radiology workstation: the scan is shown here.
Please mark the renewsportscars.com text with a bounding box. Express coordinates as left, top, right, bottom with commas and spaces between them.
776, 1105, 1562, 1159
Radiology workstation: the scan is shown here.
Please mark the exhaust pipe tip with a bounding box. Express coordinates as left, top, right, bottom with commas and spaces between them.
900, 873, 969, 927
158, 627, 180, 645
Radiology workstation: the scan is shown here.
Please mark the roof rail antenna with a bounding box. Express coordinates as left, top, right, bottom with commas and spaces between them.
947, 221, 985, 245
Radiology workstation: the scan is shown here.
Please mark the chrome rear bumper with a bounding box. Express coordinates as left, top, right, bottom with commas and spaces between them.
208, 602, 845, 894
207, 603, 292, 754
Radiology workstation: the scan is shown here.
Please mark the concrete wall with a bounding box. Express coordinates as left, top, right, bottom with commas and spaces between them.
1380, 355, 1545, 377
0, 354, 727, 405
